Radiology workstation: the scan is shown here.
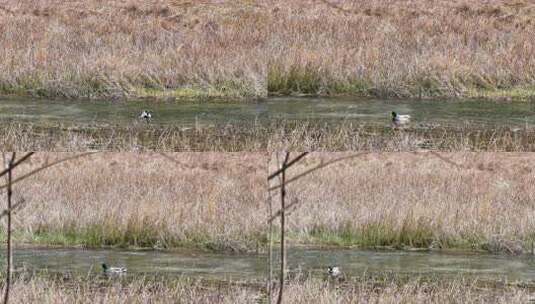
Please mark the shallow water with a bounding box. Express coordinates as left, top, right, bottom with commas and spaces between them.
291, 248, 535, 282
1, 96, 534, 129
2, 247, 535, 282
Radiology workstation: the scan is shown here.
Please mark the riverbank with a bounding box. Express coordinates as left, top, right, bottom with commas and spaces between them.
269, 152, 535, 255
0, 1, 267, 100
1, 274, 532, 304
1, 153, 535, 255
1, 1, 535, 100
2, 121, 535, 151
267, 0, 535, 100
0, 153, 266, 253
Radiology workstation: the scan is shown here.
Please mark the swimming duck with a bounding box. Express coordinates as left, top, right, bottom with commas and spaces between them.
102, 263, 127, 274
327, 266, 341, 278
391, 111, 411, 126
139, 110, 152, 123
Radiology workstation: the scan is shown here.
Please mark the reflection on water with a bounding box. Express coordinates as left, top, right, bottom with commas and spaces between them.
1, 96, 534, 129
2, 247, 535, 282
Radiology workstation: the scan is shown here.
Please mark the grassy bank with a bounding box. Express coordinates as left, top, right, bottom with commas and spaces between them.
268, 0, 535, 100
1, 153, 266, 252
1, 1, 535, 100
0, 1, 267, 99
2, 153, 535, 254
270, 153, 535, 254
2, 121, 535, 151
1, 275, 532, 304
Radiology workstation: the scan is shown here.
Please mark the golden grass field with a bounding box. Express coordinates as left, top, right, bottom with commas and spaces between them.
0, 0, 267, 99
2, 152, 266, 251
268, 0, 535, 99
1, 0, 534, 99
1, 152, 534, 254
271, 152, 535, 253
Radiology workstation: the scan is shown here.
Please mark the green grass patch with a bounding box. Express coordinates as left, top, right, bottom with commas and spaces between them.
467, 85, 535, 101
282, 219, 529, 253
0, 221, 266, 253
133, 85, 225, 99
287, 219, 437, 249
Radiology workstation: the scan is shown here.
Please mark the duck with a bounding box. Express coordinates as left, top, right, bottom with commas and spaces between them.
391, 111, 411, 126
102, 263, 127, 274
327, 266, 341, 279
139, 110, 152, 123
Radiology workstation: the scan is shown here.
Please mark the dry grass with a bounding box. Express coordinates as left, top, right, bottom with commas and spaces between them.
279, 278, 531, 304
1, 153, 267, 251
271, 152, 535, 253
2, 121, 535, 152
4, 277, 263, 304
1, 1, 535, 100
268, 0, 535, 99
0, 0, 267, 99
3, 152, 535, 253
2, 276, 532, 304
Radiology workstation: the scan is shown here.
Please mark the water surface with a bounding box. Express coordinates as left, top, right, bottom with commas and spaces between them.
1, 96, 534, 129
3, 247, 535, 282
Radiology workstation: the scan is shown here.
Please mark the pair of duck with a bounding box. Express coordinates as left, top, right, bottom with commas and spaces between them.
102, 263, 340, 278
138, 110, 408, 125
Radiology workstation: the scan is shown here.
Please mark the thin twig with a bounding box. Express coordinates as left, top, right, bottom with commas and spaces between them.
269, 152, 370, 192
0, 152, 34, 179
0, 152, 97, 191
3, 152, 16, 304
267, 180, 274, 304
276, 152, 289, 304
268, 152, 308, 181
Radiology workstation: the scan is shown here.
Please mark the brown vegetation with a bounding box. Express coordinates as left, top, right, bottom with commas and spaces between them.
268, 0, 535, 99
0, 0, 267, 99
2, 122, 535, 152
2, 276, 531, 304
2, 153, 266, 251
1, 1, 534, 99
270, 152, 535, 253
3, 152, 535, 254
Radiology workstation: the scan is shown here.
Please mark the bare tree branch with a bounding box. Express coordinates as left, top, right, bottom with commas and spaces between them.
0, 152, 97, 191
268, 152, 308, 181
269, 152, 370, 192
276, 152, 290, 304
3, 152, 16, 304
0, 152, 34, 179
